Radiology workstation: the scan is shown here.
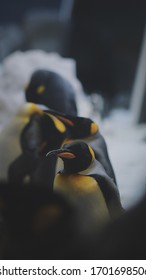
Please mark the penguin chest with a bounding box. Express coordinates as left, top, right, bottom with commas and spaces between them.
54, 173, 98, 194
54, 173, 110, 221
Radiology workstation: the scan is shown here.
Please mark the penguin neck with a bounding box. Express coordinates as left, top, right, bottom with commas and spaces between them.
62, 160, 91, 175
78, 159, 97, 176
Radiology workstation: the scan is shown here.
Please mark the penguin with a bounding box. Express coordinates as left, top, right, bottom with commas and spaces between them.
7, 104, 68, 187
26, 111, 98, 188
0, 102, 44, 180
46, 141, 124, 236
43, 108, 98, 139
0, 102, 66, 182
0, 181, 82, 259
25, 69, 78, 115
46, 108, 116, 184
6, 106, 98, 188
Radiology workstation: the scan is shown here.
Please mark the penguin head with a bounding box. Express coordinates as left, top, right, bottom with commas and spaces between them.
44, 109, 99, 139
25, 69, 78, 115
47, 140, 95, 173
57, 115, 98, 139
25, 70, 49, 101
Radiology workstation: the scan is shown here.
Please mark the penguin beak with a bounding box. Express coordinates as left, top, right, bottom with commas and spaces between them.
46, 148, 76, 159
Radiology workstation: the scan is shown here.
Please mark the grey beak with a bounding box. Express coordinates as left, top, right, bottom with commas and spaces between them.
46, 148, 71, 157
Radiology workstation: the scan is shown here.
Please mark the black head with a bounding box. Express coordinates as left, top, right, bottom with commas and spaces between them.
47, 140, 95, 174
65, 116, 98, 139
25, 69, 77, 115
44, 108, 99, 139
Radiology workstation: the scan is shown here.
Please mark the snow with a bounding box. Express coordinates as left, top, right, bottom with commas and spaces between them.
0, 50, 146, 210
0, 50, 92, 131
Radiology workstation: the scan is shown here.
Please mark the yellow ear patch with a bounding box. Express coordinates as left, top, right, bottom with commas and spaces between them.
45, 113, 66, 133
33, 205, 62, 233
88, 145, 95, 161
90, 122, 99, 135
36, 85, 45, 95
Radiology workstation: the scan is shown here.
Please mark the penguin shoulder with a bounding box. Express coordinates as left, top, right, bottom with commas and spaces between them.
54, 171, 102, 197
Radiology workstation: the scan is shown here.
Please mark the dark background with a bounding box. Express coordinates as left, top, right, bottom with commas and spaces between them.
0, 0, 146, 111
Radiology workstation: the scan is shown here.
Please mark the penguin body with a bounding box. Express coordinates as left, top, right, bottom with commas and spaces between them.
47, 141, 123, 236
54, 172, 110, 232
0, 102, 67, 182
7, 105, 68, 186
0, 103, 44, 180
25, 69, 78, 115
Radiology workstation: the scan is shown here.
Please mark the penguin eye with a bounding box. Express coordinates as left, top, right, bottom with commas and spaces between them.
36, 85, 45, 95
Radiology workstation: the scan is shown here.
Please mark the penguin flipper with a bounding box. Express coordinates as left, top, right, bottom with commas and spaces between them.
89, 131, 117, 184
89, 161, 124, 219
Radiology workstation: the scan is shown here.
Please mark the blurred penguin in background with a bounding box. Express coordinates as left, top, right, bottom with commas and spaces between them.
0, 103, 44, 181
3, 104, 98, 188
25, 69, 78, 115
7, 106, 71, 187
0, 181, 83, 259
0, 103, 67, 185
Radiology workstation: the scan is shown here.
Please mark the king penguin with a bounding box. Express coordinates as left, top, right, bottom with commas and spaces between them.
25, 69, 78, 115
0, 102, 45, 181
44, 108, 117, 184
7, 106, 98, 188
7, 104, 68, 187
43, 108, 98, 139
47, 141, 124, 236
